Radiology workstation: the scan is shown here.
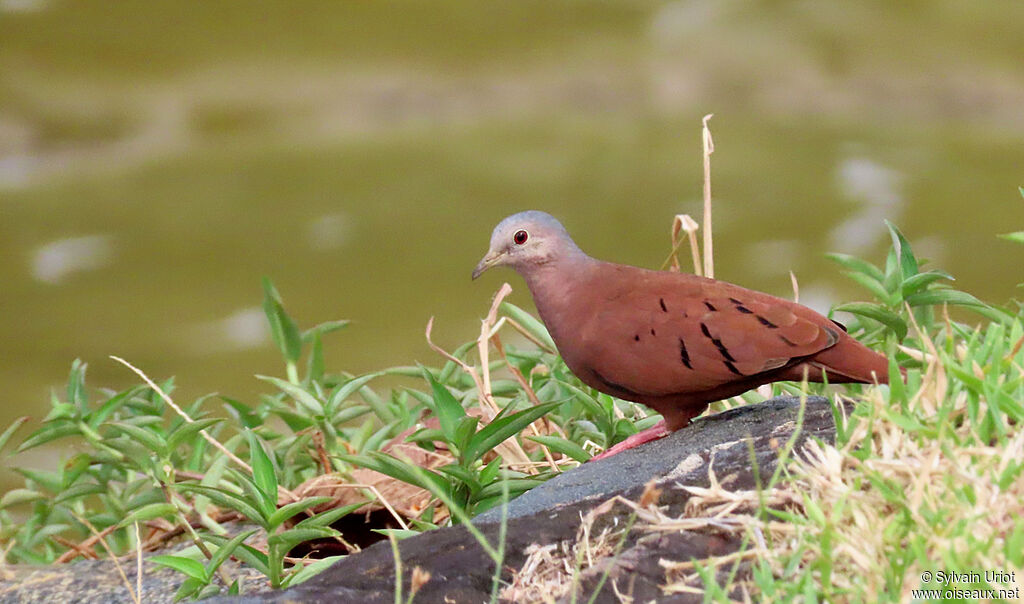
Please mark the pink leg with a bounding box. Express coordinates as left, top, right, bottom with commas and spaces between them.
589, 420, 669, 462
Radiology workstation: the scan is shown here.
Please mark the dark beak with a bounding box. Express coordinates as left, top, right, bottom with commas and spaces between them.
472, 253, 500, 280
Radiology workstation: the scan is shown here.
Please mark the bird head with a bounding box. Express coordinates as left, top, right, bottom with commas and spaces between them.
472, 210, 581, 279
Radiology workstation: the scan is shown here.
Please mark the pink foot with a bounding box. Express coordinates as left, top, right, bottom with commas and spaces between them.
589, 420, 669, 462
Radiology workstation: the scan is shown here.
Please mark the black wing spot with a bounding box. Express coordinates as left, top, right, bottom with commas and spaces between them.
831, 319, 848, 332
711, 338, 736, 362
699, 322, 737, 361
779, 335, 798, 347
729, 298, 754, 313
704, 301, 717, 311
634, 334, 640, 342
650, 328, 656, 336
756, 315, 778, 329
724, 360, 743, 375
659, 298, 668, 312
678, 338, 692, 369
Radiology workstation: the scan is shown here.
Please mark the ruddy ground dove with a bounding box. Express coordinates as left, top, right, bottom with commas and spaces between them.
472, 211, 892, 460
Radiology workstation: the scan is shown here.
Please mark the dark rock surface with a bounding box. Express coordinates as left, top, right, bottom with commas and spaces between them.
0, 553, 269, 603
0, 396, 836, 603
224, 395, 837, 604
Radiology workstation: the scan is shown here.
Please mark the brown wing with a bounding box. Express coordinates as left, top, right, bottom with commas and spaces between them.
572, 267, 840, 397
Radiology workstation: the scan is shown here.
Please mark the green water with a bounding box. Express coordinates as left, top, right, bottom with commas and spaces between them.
1, 2, 1022, 486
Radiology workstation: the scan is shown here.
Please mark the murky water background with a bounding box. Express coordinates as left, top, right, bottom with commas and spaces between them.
1, 1, 1022, 485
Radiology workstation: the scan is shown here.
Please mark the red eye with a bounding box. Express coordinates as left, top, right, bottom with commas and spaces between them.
513, 230, 529, 245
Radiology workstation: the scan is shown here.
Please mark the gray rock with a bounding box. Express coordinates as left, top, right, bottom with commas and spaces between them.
225, 395, 837, 604
0, 396, 836, 603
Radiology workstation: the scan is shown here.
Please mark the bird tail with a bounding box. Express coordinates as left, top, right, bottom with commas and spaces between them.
806, 333, 895, 384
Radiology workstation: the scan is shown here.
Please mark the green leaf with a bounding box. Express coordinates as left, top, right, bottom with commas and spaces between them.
206, 528, 259, 577
258, 375, 324, 416
453, 415, 480, 456
0, 417, 29, 453
904, 289, 988, 309
294, 501, 367, 529
16, 422, 82, 452
326, 373, 382, 412
527, 435, 591, 463
372, 528, 420, 540
167, 418, 224, 451
301, 320, 350, 342
246, 431, 279, 515
884, 221, 919, 281
331, 405, 372, 425
998, 231, 1024, 245
421, 367, 466, 444
119, 503, 179, 527
43, 401, 75, 421
108, 421, 168, 457
843, 271, 895, 305
177, 484, 267, 527
174, 577, 205, 602
438, 464, 481, 491
14, 468, 62, 492
307, 332, 325, 383
150, 555, 208, 582
555, 380, 613, 434
267, 527, 340, 553
899, 270, 954, 298
479, 456, 502, 485
220, 396, 263, 429
88, 386, 146, 429
464, 401, 561, 464
833, 303, 908, 341
339, 451, 450, 497
203, 535, 269, 575
0, 489, 45, 509
262, 277, 303, 364
267, 496, 334, 528
282, 555, 346, 587
500, 302, 557, 351
67, 358, 88, 411
825, 253, 885, 282
476, 477, 546, 500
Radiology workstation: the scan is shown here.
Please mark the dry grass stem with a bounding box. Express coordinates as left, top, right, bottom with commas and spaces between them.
664, 214, 702, 275
701, 113, 715, 279
134, 522, 142, 600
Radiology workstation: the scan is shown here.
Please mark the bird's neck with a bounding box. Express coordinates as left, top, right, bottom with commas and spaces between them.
519, 253, 597, 344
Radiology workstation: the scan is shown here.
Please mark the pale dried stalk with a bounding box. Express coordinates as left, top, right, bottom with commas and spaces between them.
701, 114, 715, 279
134, 522, 142, 600
477, 282, 513, 416
662, 214, 701, 275
425, 312, 535, 469
492, 332, 563, 470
